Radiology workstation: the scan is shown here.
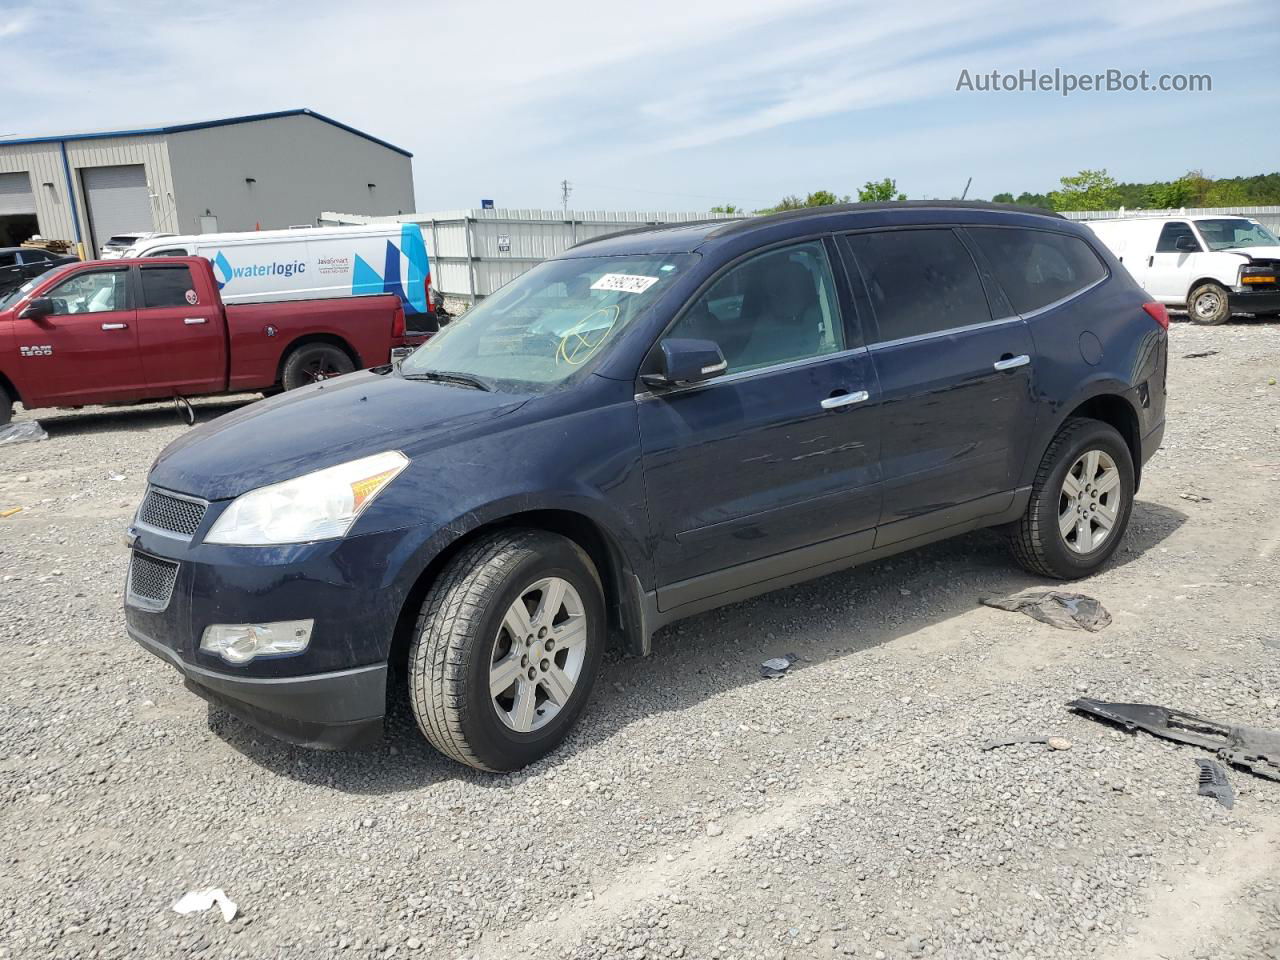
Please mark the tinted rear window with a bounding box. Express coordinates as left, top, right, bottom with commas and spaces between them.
845, 228, 991, 341
140, 265, 196, 308
968, 228, 1107, 315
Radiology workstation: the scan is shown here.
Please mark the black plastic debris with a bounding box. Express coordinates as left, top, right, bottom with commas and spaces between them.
1194, 759, 1235, 809
1181, 350, 1219, 359
760, 653, 799, 679
981, 590, 1111, 632
1069, 698, 1280, 783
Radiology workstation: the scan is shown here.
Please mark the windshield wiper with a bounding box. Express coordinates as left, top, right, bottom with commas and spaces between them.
401, 369, 492, 391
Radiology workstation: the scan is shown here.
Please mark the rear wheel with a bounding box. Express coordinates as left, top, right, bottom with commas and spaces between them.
1187, 282, 1231, 325
280, 343, 354, 391
0, 383, 11, 427
1011, 417, 1135, 579
407, 530, 605, 771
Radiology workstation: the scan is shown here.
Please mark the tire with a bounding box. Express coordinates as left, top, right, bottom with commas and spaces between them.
1187, 282, 1231, 325
407, 529, 605, 772
1010, 417, 1135, 580
280, 343, 355, 391
0, 383, 11, 427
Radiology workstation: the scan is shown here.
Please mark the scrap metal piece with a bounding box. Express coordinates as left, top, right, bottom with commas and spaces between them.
1194, 759, 1235, 809
982, 736, 1049, 751
1069, 698, 1280, 783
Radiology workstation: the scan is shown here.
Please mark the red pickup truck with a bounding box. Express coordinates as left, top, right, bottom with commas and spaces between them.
0, 256, 425, 425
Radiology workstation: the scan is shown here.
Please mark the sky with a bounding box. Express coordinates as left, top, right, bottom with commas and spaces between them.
1, 0, 1277, 213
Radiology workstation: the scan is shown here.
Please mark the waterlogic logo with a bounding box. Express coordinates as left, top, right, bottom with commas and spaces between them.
211, 250, 306, 290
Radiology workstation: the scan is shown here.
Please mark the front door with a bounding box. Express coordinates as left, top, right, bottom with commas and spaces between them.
841, 227, 1037, 545
638, 239, 882, 609
13, 266, 143, 406
134, 262, 225, 396
1145, 221, 1201, 303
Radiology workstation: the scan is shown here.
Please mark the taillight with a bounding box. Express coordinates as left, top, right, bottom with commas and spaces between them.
1142, 302, 1169, 330
391, 304, 405, 339
425, 273, 435, 314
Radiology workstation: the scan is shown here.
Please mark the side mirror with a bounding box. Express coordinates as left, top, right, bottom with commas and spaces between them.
19, 296, 54, 321
642, 338, 727, 389
1175, 235, 1199, 252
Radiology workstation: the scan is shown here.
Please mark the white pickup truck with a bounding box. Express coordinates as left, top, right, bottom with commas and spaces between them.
1084, 215, 1280, 324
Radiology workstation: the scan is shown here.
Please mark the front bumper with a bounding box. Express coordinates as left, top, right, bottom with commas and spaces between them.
129, 625, 386, 749
1229, 289, 1280, 314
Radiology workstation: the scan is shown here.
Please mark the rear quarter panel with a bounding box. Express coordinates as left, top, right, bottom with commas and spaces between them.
224, 295, 401, 390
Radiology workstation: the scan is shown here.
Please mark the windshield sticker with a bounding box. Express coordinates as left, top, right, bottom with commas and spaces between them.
591, 273, 659, 294
558, 305, 621, 366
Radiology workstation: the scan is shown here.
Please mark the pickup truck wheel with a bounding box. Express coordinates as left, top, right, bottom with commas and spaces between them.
0, 383, 11, 427
280, 343, 355, 391
1188, 282, 1231, 325
407, 529, 604, 772
1010, 417, 1134, 580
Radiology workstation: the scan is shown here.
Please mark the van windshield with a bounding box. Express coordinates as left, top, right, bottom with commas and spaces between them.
400, 253, 695, 392
1195, 219, 1279, 251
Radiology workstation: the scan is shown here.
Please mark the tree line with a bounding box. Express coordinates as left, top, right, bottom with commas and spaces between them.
715, 171, 1280, 216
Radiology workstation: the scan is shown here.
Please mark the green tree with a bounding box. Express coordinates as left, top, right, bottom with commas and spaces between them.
857, 177, 907, 202
1204, 179, 1248, 205
1014, 192, 1052, 209
1049, 169, 1121, 211
1144, 178, 1196, 209
755, 190, 849, 215
991, 192, 1015, 203
709, 204, 741, 214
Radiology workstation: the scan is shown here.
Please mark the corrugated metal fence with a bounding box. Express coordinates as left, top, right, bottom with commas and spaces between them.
1062, 205, 1280, 234
319, 208, 741, 302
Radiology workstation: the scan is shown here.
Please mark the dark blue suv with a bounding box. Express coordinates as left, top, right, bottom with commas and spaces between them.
125, 202, 1168, 771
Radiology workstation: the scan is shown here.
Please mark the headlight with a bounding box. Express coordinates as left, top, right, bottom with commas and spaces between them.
205, 451, 408, 545
201, 620, 313, 664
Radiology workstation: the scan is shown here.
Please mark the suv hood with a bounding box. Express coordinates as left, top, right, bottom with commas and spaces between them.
150, 370, 529, 500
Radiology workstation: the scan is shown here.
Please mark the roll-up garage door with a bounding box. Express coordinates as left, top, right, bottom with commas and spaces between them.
0, 173, 36, 215
83, 164, 153, 256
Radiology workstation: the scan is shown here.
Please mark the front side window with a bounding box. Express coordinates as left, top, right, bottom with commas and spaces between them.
400, 253, 695, 392
1194, 218, 1279, 251
45, 270, 129, 315
1155, 221, 1200, 253
968, 228, 1107, 314
19, 250, 51, 264
666, 241, 844, 375
0, 252, 16, 268
140, 265, 195, 308
846, 229, 990, 342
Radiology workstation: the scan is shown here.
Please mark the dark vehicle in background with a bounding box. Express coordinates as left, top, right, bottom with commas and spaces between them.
125, 202, 1168, 772
0, 256, 425, 425
0, 247, 78, 297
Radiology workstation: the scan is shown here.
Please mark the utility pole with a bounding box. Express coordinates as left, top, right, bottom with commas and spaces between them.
960, 176, 972, 201
560, 179, 572, 217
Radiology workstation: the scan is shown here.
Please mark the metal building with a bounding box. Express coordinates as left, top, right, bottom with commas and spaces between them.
0, 109, 415, 257
319, 207, 741, 304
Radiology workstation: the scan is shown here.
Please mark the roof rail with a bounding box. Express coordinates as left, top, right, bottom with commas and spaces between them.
705, 200, 1063, 240
568, 218, 743, 250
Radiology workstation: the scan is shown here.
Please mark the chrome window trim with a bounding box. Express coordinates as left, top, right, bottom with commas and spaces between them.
867, 315, 1020, 351
1017, 274, 1107, 320
635, 345, 870, 402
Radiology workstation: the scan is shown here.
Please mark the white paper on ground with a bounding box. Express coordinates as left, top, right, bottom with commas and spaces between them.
172, 888, 239, 923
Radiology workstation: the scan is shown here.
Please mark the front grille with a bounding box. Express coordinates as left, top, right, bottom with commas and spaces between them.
127, 551, 179, 610
138, 488, 207, 537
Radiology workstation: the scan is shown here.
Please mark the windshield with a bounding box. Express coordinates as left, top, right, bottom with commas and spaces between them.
0, 266, 69, 311
1195, 219, 1279, 251
400, 253, 696, 392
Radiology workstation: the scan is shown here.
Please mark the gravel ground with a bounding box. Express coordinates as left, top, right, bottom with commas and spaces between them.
1, 319, 1279, 960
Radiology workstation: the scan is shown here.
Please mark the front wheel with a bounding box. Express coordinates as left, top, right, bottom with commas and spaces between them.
1010, 417, 1135, 579
408, 530, 605, 771
280, 343, 355, 391
1187, 282, 1231, 325
0, 383, 11, 427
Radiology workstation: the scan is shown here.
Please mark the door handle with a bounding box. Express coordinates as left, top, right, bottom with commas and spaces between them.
1147, 255, 1154, 268
101, 322, 128, 331
183, 317, 207, 325
993, 354, 1030, 371
820, 390, 869, 410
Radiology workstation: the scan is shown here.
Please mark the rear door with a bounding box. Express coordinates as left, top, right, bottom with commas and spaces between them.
13, 265, 143, 405
134, 261, 225, 396
17, 250, 55, 281
841, 227, 1037, 545
638, 238, 882, 606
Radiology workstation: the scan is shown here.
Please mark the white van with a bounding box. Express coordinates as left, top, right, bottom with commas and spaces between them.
1084, 215, 1280, 324
128, 224, 435, 327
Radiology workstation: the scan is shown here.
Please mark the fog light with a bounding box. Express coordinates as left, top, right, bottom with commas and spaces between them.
200, 619, 313, 665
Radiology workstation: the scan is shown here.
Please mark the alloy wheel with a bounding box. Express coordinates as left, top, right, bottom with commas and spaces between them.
1058, 449, 1122, 554
488, 577, 588, 733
